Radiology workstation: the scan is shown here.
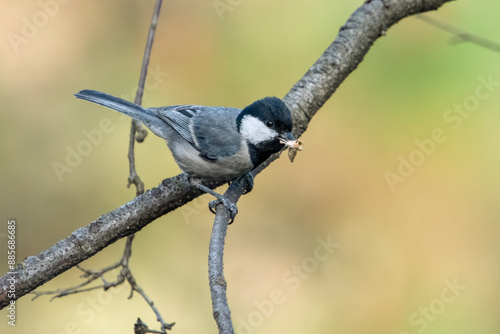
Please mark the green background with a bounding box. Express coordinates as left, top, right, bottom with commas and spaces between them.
1, 1, 500, 333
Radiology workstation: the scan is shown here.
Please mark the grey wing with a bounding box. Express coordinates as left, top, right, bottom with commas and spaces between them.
155, 105, 242, 160
153, 105, 199, 146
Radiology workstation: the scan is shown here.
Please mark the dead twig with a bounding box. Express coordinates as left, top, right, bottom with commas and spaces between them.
417, 14, 500, 53
31, 1, 173, 333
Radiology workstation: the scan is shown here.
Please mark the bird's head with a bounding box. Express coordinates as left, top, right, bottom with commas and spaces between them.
237, 97, 295, 166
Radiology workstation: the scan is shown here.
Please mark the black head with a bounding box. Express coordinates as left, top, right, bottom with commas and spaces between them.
237, 96, 292, 134
237, 97, 295, 167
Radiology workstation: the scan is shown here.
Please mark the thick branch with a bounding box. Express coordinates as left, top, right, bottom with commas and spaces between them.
0, 0, 453, 309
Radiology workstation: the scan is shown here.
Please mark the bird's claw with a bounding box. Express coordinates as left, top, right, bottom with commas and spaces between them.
242, 173, 254, 195
209, 198, 238, 224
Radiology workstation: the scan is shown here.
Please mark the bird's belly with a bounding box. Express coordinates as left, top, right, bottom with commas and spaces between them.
169, 141, 253, 181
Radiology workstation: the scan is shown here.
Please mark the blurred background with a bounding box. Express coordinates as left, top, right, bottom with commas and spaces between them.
1, 1, 500, 333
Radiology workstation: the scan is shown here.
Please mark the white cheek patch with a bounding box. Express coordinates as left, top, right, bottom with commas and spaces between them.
240, 115, 278, 145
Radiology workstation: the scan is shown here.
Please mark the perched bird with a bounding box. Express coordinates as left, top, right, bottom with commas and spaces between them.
74, 90, 295, 221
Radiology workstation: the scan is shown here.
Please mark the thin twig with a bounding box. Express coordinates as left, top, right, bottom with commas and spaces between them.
126, 272, 175, 332
128, 0, 163, 195
126, 1, 171, 332
134, 0, 162, 107
128, 121, 145, 196
417, 14, 500, 53
122, 235, 175, 333
31, 1, 172, 333
30, 262, 126, 302
76, 261, 122, 278
135, 318, 171, 334
127, 1, 171, 332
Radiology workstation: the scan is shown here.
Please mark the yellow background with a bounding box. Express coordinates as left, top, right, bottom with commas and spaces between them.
1, 1, 499, 333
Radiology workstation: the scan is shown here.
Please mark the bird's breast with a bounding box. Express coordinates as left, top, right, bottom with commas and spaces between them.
168, 139, 253, 181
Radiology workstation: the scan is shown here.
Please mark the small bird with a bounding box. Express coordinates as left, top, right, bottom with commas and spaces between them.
74, 90, 296, 221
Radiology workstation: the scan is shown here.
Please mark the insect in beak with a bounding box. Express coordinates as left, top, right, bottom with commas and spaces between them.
278, 132, 304, 163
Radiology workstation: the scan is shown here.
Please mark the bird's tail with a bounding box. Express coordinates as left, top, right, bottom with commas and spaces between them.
74, 89, 169, 139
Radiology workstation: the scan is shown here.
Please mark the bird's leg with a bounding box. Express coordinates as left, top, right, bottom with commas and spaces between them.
236, 172, 254, 195
189, 177, 238, 223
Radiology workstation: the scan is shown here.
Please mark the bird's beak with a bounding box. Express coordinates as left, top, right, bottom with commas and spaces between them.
277, 131, 296, 144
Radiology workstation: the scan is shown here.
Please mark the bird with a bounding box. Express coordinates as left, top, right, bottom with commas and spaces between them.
74, 89, 296, 221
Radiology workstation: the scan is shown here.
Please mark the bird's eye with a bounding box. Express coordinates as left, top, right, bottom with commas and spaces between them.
266, 121, 274, 128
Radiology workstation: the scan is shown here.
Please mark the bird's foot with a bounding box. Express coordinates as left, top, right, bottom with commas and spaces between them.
230, 173, 254, 195
241, 172, 254, 195
209, 197, 238, 224
189, 176, 242, 224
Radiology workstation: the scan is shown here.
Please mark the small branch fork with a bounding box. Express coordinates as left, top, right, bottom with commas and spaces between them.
31, 236, 174, 332
30, 1, 174, 333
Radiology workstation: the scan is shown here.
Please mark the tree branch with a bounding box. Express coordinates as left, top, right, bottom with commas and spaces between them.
128, 0, 163, 214
128, 0, 163, 194
208, 0, 455, 331
27, 1, 173, 331
0, 0, 453, 310
208, 176, 248, 334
